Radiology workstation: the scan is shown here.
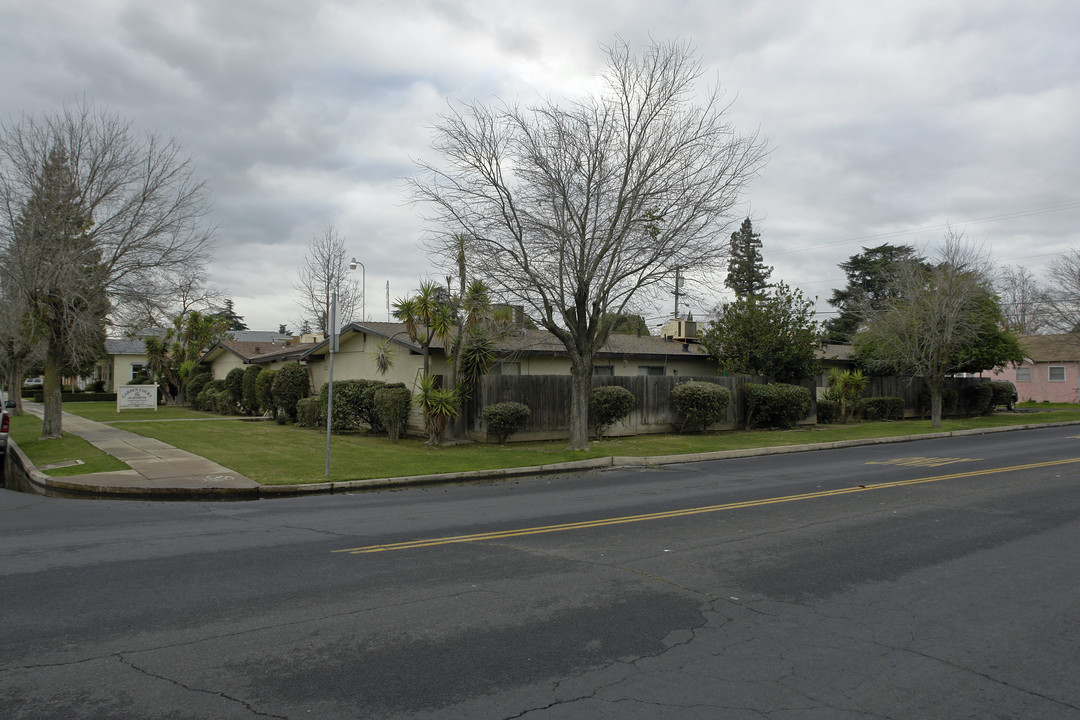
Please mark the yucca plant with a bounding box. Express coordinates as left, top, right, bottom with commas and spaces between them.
415, 373, 459, 445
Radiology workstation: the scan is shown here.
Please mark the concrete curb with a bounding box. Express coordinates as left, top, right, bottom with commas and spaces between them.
256, 419, 1080, 497
11, 418, 1080, 500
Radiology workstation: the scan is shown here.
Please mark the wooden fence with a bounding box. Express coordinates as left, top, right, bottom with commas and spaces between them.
464, 373, 989, 442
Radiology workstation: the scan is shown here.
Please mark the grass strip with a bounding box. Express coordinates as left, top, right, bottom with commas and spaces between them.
8, 414, 131, 476
102, 408, 1080, 485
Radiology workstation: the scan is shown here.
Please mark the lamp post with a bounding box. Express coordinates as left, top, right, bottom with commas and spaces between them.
349, 257, 365, 323
326, 259, 362, 477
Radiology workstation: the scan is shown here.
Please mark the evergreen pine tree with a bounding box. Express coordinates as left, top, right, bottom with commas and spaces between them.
725, 218, 772, 298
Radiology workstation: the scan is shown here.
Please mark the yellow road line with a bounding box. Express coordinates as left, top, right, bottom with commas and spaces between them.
334, 457, 1080, 555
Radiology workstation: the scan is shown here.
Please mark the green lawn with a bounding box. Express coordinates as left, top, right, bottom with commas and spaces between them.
113, 407, 1080, 485
8, 414, 130, 477
17, 401, 1080, 486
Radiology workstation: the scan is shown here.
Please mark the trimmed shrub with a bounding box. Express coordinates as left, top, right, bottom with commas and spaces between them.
271, 362, 309, 422
745, 383, 812, 429
374, 385, 413, 441
482, 401, 531, 443
194, 379, 226, 411
295, 396, 325, 428
816, 399, 840, 425
988, 381, 1016, 409
855, 396, 905, 421
225, 367, 245, 407
186, 371, 212, 404
211, 389, 235, 415
318, 379, 367, 433
589, 385, 636, 438
959, 382, 994, 417
256, 369, 277, 416
671, 381, 730, 432
241, 366, 263, 415
919, 387, 959, 418
359, 380, 388, 434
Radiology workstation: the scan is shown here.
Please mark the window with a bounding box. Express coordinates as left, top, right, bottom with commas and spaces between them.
1049, 366, 1066, 382
490, 362, 520, 376
638, 366, 664, 376
1016, 366, 1031, 382
129, 362, 147, 381
592, 365, 614, 376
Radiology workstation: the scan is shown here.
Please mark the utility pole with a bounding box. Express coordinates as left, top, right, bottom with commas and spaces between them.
672, 267, 682, 319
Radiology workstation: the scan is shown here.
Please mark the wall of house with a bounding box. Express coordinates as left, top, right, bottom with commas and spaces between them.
109, 353, 148, 391
209, 354, 246, 380
306, 331, 454, 392
993, 363, 1080, 403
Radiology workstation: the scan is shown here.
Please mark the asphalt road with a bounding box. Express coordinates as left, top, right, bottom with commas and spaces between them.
3, 425, 1080, 719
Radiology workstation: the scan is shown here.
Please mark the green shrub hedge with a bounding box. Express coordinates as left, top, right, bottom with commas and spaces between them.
31, 392, 118, 403
988, 381, 1016, 408
241, 366, 263, 415
374, 385, 412, 441
482, 401, 531, 443
855, 396, 905, 421
272, 362, 309, 422
589, 385, 636, 438
959, 383, 994, 416
816, 399, 840, 424
671, 381, 730, 432
745, 383, 812, 429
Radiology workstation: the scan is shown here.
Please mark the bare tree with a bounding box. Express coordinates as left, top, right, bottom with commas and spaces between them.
1045, 249, 1080, 333
110, 264, 225, 335
0, 100, 215, 437
411, 39, 768, 450
294, 225, 361, 334
995, 265, 1050, 335
854, 229, 1020, 428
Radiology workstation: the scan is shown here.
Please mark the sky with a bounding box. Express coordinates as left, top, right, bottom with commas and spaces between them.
2, 0, 1078, 334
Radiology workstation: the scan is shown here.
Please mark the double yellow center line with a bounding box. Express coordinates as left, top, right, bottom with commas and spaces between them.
333, 457, 1080, 555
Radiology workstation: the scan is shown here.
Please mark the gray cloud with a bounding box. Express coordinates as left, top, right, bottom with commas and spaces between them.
2, 0, 1077, 330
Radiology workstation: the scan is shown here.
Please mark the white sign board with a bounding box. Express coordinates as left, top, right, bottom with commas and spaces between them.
117, 384, 159, 411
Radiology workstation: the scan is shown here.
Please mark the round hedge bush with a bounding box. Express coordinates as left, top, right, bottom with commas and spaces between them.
482, 401, 531, 443
271, 362, 310, 422
671, 381, 730, 432
589, 385, 636, 438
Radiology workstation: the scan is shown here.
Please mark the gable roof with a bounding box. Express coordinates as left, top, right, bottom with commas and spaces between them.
1018, 334, 1080, 363
303, 321, 712, 361
200, 339, 315, 365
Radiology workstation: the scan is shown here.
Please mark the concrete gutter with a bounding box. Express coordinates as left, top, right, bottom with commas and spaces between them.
10, 418, 1080, 500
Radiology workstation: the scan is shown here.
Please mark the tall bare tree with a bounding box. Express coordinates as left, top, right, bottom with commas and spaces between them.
294, 225, 361, 334
995, 265, 1050, 335
411, 39, 768, 450
854, 229, 1021, 428
1045, 249, 1080, 333
0, 100, 215, 437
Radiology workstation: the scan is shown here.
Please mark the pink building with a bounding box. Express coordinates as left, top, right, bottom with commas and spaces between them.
992, 334, 1080, 404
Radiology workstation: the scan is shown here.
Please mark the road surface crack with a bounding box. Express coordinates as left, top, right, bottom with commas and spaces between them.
117, 653, 288, 719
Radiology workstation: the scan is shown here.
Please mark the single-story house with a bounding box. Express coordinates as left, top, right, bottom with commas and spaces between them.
301, 321, 721, 392
97, 329, 299, 391
199, 338, 320, 380
992, 334, 1080, 404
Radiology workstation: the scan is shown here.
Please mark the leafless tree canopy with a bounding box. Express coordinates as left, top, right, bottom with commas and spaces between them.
0, 99, 215, 437
294, 224, 361, 334
0, 100, 215, 320
411, 39, 768, 449
995, 264, 1050, 335
854, 230, 999, 427
1045, 249, 1080, 333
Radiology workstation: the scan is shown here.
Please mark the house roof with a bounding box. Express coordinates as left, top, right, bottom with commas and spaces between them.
200, 339, 315, 365
1018, 334, 1080, 363
304, 321, 713, 361
104, 338, 148, 355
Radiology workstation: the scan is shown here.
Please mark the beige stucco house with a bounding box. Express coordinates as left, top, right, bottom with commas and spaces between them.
301, 321, 721, 391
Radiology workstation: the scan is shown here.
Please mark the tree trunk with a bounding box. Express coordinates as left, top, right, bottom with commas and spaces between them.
567, 356, 592, 451
930, 385, 943, 428
41, 343, 63, 439
5, 363, 24, 416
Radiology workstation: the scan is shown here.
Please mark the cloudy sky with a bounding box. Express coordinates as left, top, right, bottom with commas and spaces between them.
2, 0, 1078, 333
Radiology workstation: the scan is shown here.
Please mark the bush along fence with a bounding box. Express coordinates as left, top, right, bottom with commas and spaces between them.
465, 373, 997, 442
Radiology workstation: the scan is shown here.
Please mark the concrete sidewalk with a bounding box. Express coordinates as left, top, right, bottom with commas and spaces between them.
17, 403, 260, 497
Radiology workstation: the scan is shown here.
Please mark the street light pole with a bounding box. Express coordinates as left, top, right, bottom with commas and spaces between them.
350, 258, 365, 323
